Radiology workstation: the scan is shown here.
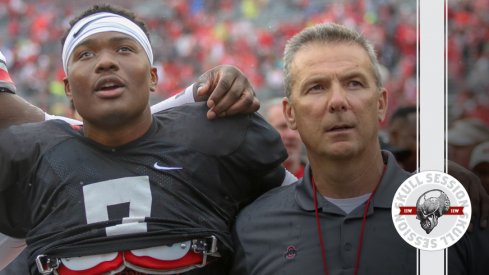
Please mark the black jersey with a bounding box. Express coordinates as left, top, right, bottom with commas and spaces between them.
0, 103, 287, 273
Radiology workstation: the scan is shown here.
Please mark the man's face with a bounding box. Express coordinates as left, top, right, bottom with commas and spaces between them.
64, 32, 157, 127
284, 42, 387, 160
266, 103, 303, 166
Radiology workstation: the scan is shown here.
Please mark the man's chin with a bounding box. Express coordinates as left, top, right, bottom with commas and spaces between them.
325, 147, 355, 160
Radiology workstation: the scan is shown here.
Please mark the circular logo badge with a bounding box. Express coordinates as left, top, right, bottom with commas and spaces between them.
391, 171, 471, 251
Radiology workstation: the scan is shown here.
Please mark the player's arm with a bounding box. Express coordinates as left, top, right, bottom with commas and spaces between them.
0, 93, 45, 129
3, 46, 257, 127
0, 130, 27, 269
0, 51, 45, 128
1, 65, 258, 128
234, 112, 292, 192
151, 65, 259, 119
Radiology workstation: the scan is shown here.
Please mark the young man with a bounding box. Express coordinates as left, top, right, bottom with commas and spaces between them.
0, 52, 260, 128
0, 5, 291, 274
231, 23, 486, 275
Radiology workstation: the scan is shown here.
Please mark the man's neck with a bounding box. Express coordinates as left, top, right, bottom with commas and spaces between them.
83, 111, 153, 147
309, 150, 385, 199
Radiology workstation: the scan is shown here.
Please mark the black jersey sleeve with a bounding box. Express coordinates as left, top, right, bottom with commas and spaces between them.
154, 102, 288, 192
0, 121, 65, 238
0, 126, 38, 237
232, 112, 288, 190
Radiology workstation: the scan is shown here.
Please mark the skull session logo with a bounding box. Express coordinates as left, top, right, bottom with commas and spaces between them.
391, 171, 471, 251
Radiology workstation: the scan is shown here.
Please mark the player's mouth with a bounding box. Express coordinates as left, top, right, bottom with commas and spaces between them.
94, 77, 125, 98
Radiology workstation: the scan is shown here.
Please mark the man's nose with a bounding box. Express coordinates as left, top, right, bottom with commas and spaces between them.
95, 51, 118, 73
327, 84, 348, 113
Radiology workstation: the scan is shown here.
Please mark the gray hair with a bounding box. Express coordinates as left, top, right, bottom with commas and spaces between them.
283, 23, 383, 97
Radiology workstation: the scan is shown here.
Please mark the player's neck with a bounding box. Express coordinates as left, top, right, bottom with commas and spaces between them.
83, 112, 153, 147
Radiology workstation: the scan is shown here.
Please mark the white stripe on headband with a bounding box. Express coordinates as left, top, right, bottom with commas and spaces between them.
62, 12, 154, 74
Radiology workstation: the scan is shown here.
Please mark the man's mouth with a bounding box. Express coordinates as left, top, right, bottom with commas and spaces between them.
327, 124, 353, 132
97, 82, 123, 91
94, 77, 125, 98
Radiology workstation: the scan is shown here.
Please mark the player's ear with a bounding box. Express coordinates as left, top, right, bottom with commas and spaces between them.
149, 67, 158, 92
283, 97, 297, 130
64, 77, 73, 100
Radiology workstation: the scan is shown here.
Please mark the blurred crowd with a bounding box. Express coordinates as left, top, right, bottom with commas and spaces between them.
0, 0, 487, 128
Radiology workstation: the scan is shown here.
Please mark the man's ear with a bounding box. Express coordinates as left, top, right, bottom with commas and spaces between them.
64, 77, 73, 100
283, 97, 297, 130
149, 67, 158, 92
378, 88, 388, 122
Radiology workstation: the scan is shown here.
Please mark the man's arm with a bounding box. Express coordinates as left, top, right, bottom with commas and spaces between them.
151, 65, 259, 119
0, 51, 45, 128
194, 65, 259, 119
0, 93, 45, 128
1, 64, 257, 129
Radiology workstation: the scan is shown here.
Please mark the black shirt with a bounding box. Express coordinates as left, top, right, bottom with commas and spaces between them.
0, 103, 287, 274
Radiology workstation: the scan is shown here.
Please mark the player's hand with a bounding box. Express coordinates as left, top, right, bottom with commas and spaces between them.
447, 160, 489, 231
193, 65, 259, 120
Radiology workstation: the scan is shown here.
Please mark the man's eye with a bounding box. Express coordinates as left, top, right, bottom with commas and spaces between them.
78, 51, 94, 59
308, 84, 324, 93
118, 46, 133, 52
347, 80, 363, 88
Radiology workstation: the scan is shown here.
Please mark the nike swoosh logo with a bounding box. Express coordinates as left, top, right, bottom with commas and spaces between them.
153, 162, 183, 170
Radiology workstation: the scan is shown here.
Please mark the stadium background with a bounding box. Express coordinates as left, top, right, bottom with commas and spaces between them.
0, 0, 487, 129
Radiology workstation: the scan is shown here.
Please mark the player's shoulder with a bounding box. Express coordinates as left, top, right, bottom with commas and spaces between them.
2, 119, 75, 149
154, 102, 250, 126
153, 102, 253, 155
6, 119, 71, 135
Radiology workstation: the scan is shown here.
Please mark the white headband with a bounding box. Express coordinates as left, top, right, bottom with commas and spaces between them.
62, 12, 154, 74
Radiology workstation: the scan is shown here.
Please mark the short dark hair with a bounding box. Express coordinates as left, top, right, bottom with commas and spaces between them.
61, 4, 150, 47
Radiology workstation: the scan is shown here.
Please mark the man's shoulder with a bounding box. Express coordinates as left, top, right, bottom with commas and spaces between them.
3, 119, 70, 139
238, 184, 297, 219
0, 120, 77, 161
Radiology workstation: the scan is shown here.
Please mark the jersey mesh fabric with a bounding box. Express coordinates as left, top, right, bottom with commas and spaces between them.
0, 103, 287, 274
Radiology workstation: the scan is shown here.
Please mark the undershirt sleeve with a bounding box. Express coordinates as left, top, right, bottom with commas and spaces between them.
0, 234, 26, 270
44, 113, 82, 124
150, 84, 195, 113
